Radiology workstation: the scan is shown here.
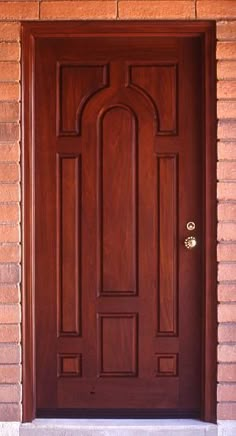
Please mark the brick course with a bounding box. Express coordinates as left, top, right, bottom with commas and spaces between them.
40, 1, 117, 19
0, 3, 38, 21
218, 284, 236, 303
218, 364, 236, 382
217, 22, 236, 41
197, 1, 236, 19
118, 1, 195, 19
0, 286, 19, 304
219, 324, 236, 342
0, 0, 234, 423
218, 61, 236, 80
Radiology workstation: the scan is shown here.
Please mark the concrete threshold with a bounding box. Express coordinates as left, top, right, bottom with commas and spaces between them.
20, 419, 217, 436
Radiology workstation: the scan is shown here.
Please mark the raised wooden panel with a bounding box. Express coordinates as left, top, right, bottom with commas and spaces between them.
98, 313, 138, 377
127, 64, 177, 135
58, 63, 109, 136
58, 354, 82, 377
156, 354, 178, 377
98, 106, 138, 296
157, 155, 178, 336
57, 155, 81, 336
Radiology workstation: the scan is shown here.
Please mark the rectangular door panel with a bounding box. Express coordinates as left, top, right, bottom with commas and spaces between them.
98, 313, 138, 377
157, 155, 178, 337
57, 155, 81, 336
99, 107, 138, 296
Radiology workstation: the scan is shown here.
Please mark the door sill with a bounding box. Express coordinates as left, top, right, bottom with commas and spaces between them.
36, 408, 200, 419
20, 419, 217, 435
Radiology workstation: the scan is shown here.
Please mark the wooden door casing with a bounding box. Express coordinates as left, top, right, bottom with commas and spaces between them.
22, 21, 217, 423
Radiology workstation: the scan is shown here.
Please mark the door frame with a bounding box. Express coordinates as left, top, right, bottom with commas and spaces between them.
21, 20, 217, 423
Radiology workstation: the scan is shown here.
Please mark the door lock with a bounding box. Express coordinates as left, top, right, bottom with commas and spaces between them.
184, 236, 197, 250
186, 221, 196, 231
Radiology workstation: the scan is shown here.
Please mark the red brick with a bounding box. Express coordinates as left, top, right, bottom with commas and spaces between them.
218, 244, 236, 261
0, 102, 19, 122
218, 383, 236, 401
0, 124, 19, 142
0, 2, 38, 20
0, 163, 19, 182
0, 225, 20, 242
0, 83, 20, 101
0, 205, 20, 223
119, 1, 195, 19
218, 402, 236, 419
0, 304, 20, 323
40, 1, 117, 19
0, 403, 21, 421
218, 303, 236, 322
0, 22, 20, 42
0, 365, 20, 383
218, 203, 236, 221
0, 286, 19, 304
218, 101, 236, 119
218, 223, 236, 241
217, 21, 236, 41
0, 324, 20, 342
0, 245, 20, 263
218, 263, 236, 281
218, 364, 236, 382
0, 344, 20, 364
0, 62, 20, 81
0, 185, 20, 202
218, 61, 236, 80
217, 81, 236, 99
197, 1, 236, 19
218, 161, 236, 181
0, 264, 20, 284
0, 42, 20, 61
0, 144, 20, 162
0, 384, 21, 402
218, 284, 236, 302
218, 344, 236, 362
219, 324, 236, 342
218, 142, 236, 160
218, 120, 236, 139
217, 42, 236, 60
218, 183, 236, 200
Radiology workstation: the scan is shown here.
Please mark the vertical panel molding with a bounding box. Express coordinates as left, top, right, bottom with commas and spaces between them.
98, 313, 138, 377
57, 154, 82, 336
98, 105, 138, 296
156, 154, 178, 336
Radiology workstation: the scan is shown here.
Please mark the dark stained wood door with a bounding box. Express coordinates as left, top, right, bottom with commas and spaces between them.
34, 24, 203, 418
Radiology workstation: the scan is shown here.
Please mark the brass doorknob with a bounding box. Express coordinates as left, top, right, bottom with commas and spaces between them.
184, 236, 197, 250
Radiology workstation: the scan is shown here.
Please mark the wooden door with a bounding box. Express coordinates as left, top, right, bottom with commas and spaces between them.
32, 23, 204, 418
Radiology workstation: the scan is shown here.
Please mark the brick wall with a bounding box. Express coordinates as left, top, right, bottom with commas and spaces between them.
0, 0, 235, 422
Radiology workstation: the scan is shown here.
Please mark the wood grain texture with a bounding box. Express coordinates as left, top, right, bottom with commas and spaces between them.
157, 155, 177, 336
58, 63, 108, 135
98, 313, 138, 377
99, 106, 137, 296
57, 155, 81, 336
128, 64, 177, 134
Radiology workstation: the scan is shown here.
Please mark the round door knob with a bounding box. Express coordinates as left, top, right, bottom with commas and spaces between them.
184, 236, 197, 250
